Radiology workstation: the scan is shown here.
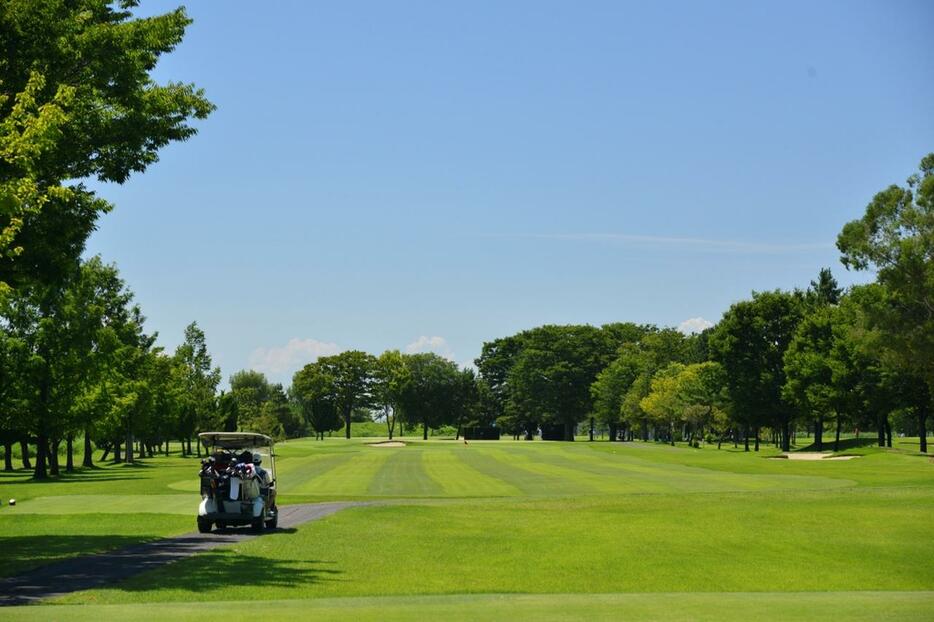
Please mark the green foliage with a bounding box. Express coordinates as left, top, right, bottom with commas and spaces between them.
709, 290, 805, 450
315, 351, 377, 439
397, 352, 462, 440
291, 362, 343, 439
838, 154, 934, 451
0, 0, 213, 292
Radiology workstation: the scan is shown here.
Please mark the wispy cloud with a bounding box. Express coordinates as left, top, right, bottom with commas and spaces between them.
248, 338, 342, 383
488, 233, 833, 254
405, 335, 455, 361
678, 317, 714, 335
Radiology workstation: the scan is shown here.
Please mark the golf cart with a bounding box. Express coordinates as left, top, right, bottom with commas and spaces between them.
197, 432, 278, 533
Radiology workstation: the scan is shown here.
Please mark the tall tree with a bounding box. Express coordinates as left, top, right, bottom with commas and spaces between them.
838, 154, 934, 452
315, 351, 376, 439
0, 1, 213, 292
507, 325, 610, 441
291, 362, 342, 440
372, 350, 410, 440
174, 322, 220, 455
397, 353, 460, 440
709, 290, 805, 451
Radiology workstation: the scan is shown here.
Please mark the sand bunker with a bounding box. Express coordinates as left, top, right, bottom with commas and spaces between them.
772, 452, 859, 461
368, 441, 406, 448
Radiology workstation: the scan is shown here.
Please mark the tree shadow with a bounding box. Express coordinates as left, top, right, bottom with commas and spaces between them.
0, 535, 160, 578
796, 437, 881, 452
104, 546, 342, 594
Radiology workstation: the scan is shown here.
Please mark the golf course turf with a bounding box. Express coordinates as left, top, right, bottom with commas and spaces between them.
1, 437, 932, 620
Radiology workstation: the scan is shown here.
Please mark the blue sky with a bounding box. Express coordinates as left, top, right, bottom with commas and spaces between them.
85, 0, 934, 386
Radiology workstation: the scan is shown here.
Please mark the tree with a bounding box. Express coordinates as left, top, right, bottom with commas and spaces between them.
838, 154, 934, 452
397, 353, 461, 440
591, 349, 642, 441
372, 350, 409, 440
475, 335, 524, 435
807, 268, 843, 307
783, 306, 838, 451
640, 363, 687, 446
0, 1, 213, 292
709, 290, 804, 451
174, 322, 220, 455
291, 362, 342, 440
315, 351, 376, 439
676, 362, 729, 446
506, 325, 611, 441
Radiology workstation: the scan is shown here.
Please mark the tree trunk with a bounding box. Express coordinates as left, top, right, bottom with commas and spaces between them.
49, 438, 60, 476
100, 443, 111, 462
3, 440, 13, 471
113, 441, 122, 464
885, 419, 892, 448
589, 417, 594, 442
834, 416, 842, 452
83, 428, 94, 468
754, 427, 760, 452
878, 417, 886, 448
815, 415, 823, 451
744, 425, 749, 452
66, 435, 74, 472
564, 421, 575, 442
919, 406, 928, 454
781, 420, 791, 452
20, 439, 31, 469
34, 433, 49, 479
422, 419, 428, 441
186, 437, 191, 456
125, 426, 134, 464
608, 423, 617, 442
345, 407, 352, 439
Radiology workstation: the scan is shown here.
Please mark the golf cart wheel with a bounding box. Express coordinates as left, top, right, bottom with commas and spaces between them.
216, 520, 227, 529
197, 517, 212, 533
265, 514, 278, 529
251, 518, 264, 532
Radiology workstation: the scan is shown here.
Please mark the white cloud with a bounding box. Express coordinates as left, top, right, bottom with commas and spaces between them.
677, 317, 714, 335
248, 338, 341, 382
405, 335, 455, 361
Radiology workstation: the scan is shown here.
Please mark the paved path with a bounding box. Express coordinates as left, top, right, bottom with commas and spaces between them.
0, 502, 364, 606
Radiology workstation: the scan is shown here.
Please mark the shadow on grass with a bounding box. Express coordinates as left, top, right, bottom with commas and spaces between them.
104, 545, 342, 594
0, 535, 156, 578
796, 437, 882, 452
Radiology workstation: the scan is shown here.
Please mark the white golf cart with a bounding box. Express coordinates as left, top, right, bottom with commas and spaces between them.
197, 432, 278, 533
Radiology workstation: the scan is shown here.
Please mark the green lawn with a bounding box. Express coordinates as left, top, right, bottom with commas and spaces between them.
2, 437, 932, 619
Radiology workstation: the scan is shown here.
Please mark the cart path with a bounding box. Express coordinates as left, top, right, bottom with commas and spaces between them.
0, 501, 366, 606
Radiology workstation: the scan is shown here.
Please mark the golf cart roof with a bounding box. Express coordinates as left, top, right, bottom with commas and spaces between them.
198, 432, 274, 449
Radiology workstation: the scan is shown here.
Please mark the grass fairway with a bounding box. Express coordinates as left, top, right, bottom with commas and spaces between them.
2, 438, 932, 619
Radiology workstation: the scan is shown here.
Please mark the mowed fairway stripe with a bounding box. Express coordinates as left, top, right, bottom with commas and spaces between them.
291, 450, 392, 496
422, 448, 521, 497
456, 446, 598, 496
277, 451, 360, 495
540, 445, 844, 493
11, 494, 193, 515
366, 450, 444, 496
